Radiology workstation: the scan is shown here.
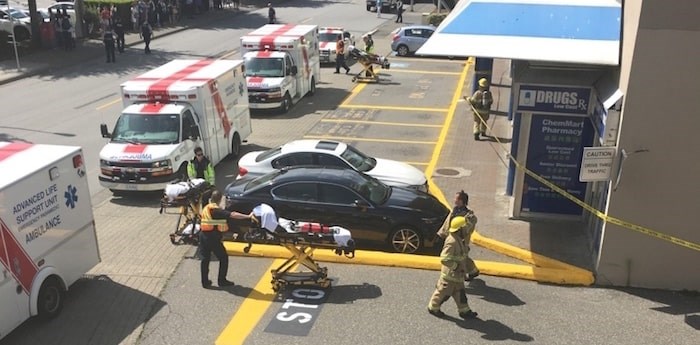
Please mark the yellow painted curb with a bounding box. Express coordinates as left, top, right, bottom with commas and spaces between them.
223, 242, 594, 286
470, 231, 591, 273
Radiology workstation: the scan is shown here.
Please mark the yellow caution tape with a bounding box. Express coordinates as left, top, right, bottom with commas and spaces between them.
467, 102, 700, 252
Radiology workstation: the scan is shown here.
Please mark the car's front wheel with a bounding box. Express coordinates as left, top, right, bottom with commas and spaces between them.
14, 27, 30, 42
396, 44, 410, 57
389, 226, 422, 254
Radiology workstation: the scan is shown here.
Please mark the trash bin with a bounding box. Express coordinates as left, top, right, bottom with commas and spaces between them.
40, 22, 56, 49
421, 13, 430, 25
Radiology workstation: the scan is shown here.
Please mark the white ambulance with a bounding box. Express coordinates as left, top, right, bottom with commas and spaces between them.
240, 24, 321, 113
0, 142, 100, 340
98, 59, 252, 192
318, 27, 355, 64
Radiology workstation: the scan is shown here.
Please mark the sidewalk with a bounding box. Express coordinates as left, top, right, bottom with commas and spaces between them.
0, 3, 278, 86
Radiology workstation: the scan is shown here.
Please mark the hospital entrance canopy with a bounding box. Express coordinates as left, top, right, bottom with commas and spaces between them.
417, 0, 622, 66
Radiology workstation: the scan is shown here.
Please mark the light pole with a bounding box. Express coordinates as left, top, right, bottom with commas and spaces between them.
5, 3, 21, 71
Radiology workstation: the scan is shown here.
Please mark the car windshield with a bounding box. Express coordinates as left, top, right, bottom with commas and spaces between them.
319, 33, 341, 43
244, 57, 284, 78
255, 146, 282, 162
348, 172, 390, 204
244, 170, 283, 191
111, 113, 180, 144
340, 145, 376, 172
8, 9, 28, 19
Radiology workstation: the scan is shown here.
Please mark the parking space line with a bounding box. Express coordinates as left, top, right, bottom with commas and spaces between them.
320, 119, 442, 128
391, 57, 466, 64
215, 259, 286, 345
303, 135, 436, 145
339, 104, 449, 112
403, 161, 429, 166
380, 69, 461, 76
95, 98, 121, 110
425, 59, 473, 199
340, 83, 368, 106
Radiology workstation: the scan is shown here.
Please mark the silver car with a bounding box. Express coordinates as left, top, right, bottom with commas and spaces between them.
390, 25, 435, 57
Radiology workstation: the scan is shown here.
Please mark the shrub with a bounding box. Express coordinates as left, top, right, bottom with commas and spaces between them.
428, 13, 447, 26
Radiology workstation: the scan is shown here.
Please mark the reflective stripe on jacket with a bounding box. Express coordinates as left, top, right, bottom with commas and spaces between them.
439, 234, 469, 283
187, 159, 215, 184
200, 203, 228, 232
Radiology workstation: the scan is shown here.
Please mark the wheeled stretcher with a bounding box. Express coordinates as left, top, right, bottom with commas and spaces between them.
348, 45, 391, 83
159, 179, 214, 245
244, 204, 356, 291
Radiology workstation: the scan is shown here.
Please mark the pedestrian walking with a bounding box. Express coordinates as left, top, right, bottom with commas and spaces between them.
199, 190, 255, 289
61, 15, 73, 51
376, 0, 383, 17
103, 26, 116, 63
100, 6, 112, 32
428, 216, 479, 319
114, 18, 126, 53
268, 3, 276, 24
395, 0, 404, 23
140, 21, 153, 54
466, 78, 494, 140
436, 190, 480, 281
334, 34, 350, 74
233, 0, 240, 10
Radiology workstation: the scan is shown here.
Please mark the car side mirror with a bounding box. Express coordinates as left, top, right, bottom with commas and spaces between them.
353, 200, 370, 209
290, 65, 298, 76
100, 124, 111, 138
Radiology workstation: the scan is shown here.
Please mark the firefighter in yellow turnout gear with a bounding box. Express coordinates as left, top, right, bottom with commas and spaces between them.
428, 216, 479, 319
466, 78, 494, 141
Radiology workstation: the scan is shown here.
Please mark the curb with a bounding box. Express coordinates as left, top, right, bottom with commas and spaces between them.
223, 242, 595, 286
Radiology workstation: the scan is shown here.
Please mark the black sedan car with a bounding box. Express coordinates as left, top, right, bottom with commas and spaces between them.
224, 166, 449, 253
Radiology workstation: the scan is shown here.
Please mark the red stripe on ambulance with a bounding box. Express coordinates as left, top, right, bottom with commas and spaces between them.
0, 142, 33, 162
208, 80, 232, 138
124, 144, 148, 153
0, 218, 39, 295
146, 60, 216, 100
258, 24, 296, 50
139, 103, 168, 113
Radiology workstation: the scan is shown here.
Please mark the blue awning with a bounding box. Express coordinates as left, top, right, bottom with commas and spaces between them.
417, 0, 622, 65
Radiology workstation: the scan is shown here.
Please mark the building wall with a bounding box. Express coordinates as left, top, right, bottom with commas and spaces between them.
596, 0, 700, 290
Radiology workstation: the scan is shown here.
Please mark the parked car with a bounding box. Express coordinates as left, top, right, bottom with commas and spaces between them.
0, 7, 32, 41
390, 25, 435, 57
45, 2, 76, 28
21, 8, 51, 23
225, 166, 449, 253
366, 0, 397, 13
236, 139, 429, 191
318, 27, 354, 64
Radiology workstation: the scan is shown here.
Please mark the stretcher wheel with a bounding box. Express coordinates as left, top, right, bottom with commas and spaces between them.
243, 246, 250, 253
352, 77, 357, 82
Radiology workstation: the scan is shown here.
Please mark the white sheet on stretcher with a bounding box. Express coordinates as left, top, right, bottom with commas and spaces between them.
252, 204, 353, 248
164, 178, 206, 202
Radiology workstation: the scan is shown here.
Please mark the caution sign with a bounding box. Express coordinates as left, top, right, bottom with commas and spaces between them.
579, 147, 616, 182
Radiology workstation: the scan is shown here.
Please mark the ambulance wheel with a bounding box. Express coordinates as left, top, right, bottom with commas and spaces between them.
389, 226, 422, 254
307, 77, 316, 96
37, 277, 64, 320
366, 5, 371, 11
280, 93, 292, 113
396, 45, 410, 57
231, 133, 241, 157
177, 163, 188, 182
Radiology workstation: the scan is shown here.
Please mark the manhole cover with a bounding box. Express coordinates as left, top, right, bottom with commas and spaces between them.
436, 168, 460, 176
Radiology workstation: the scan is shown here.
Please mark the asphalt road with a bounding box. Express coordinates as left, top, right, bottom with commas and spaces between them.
1, 1, 699, 345
0, 0, 386, 205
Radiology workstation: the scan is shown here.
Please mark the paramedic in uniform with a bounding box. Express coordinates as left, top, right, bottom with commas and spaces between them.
428, 216, 479, 319
199, 190, 254, 288
466, 78, 494, 141
437, 190, 479, 280
188, 147, 215, 184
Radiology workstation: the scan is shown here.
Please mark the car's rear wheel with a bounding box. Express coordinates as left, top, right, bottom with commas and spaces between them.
37, 277, 64, 320
389, 227, 422, 254
231, 133, 241, 157
366, 5, 371, 11
396, 44, 410, 57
